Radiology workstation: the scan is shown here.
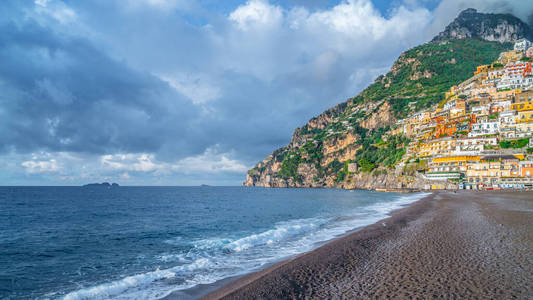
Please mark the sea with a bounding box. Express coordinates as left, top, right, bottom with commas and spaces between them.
0, 186, 429, 299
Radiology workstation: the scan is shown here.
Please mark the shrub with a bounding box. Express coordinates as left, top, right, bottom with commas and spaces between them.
499, 138, 529, 149
279, 152, 302, 182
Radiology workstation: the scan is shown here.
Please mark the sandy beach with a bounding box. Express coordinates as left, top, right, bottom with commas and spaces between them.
190, 191, 533, 299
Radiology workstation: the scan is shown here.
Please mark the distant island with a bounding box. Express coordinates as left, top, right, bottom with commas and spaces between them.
83, 182, 119, 188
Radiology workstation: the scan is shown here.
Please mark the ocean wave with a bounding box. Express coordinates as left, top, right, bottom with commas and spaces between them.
365, 192, 431, 215
63, 268, 176, 300
62, 192, 428, 300
225, 219, 324, 252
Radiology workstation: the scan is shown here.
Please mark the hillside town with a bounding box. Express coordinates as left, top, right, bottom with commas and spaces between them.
399, 39, 533, 189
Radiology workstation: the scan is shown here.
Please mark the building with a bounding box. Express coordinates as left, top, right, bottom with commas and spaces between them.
470, 104, 490, 116
490, 88, 520, 101
490, 99, 511, 113
520, 161, 533, 177
515, 122, 533, 137
403, 47, 533, 189
514, 38, 532, 52
454, 136, 498, 152
426, 155, 480, 181
487, 67, 505, 81
527, 46, 533, 58
498, 50, 523, 64
466, 155, 520, 186
512, 99, 533, 125
419, 138, 456, 157
469, 115, 499, 137
511, 98, 533, 111
517, 110, 533, 124
514, 90, 533, 103
450, 100, 466, 117
498, 110, 517, 138
496, 61, 533, 90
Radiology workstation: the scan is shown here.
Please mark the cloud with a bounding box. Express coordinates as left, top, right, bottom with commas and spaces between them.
2, 0, 531, 185
171, 147, 249, 174
0, 2, 203, 158
99, 147, 248, 175
229, 0, 284, 30
34, 0, 77, 24
158, 72, 222, 104
100, 153, 161, 172
21, 159, 60, 173
122, 0, 195, 12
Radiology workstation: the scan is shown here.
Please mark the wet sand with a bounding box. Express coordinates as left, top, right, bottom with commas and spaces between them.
198, 191, 533, 299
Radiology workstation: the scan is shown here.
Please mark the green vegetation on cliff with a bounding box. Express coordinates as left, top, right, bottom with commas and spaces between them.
247, 38, 512, 187
355, 134, 410, 172
354, 39, 511, 112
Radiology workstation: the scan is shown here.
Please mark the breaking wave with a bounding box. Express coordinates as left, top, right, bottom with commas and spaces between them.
62, 192, 429, 300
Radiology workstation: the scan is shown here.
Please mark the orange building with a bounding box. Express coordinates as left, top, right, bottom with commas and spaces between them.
520, 161, 533, 177
433, 114, 475, 139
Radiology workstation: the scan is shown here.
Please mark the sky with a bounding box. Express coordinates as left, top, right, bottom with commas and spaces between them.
1, 0, 532, 186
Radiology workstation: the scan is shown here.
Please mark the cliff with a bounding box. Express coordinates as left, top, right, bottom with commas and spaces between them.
432, 8, 533, 43
245, 9, 527, 189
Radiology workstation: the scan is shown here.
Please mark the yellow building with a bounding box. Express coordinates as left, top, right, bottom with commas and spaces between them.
431, 155, 480, 172
474, 65, 489, 75
419, 138, 456, 157
512, 100, 533, 111
446, 86, 459, 99
497, 50, 523, 64
466, 155, 521, 186
490, 89, 521, 101
516, 110, 533, 123
512, 99, 533, 124
515, 121, 533, 136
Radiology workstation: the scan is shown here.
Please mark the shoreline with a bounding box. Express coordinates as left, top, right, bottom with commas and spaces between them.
163, 191, 434, 300
192, 190, 532, 299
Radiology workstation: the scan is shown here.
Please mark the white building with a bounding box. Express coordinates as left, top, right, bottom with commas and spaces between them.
497, 74, 533, 90
499, 110, 517, 125
514, 38, 532, 52
469, 119, 500, 137
488, 67, 505, 79
491, 99, 512, 112
470, 104, 490, 115
454, 136, 498, 153
443, 99, 456, 111
499, 111, 517, 138
496, 61, 533, 90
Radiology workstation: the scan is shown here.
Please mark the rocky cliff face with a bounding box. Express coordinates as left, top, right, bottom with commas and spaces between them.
245, 9, 514, 190
432, 8, 533, 43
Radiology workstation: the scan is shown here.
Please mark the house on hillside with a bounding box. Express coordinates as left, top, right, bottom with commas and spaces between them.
514, 38, 532, 52
527, 46, 533, 58
466, 155, 521, 186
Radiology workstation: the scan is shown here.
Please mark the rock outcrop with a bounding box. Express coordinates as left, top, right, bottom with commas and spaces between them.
432, 8, 533, 43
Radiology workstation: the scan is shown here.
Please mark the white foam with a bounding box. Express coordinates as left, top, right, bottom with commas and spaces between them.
63, 268, 175, 300
62, 192, 430, 300
225, 219, 323, 252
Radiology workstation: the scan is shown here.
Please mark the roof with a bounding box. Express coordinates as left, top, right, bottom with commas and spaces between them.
480, 154, 520, 161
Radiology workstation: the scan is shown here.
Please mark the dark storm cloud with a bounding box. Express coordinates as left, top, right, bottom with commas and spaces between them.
0, 6, 205, 157
4, 0, 482, 185
0, 1, 434, 175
